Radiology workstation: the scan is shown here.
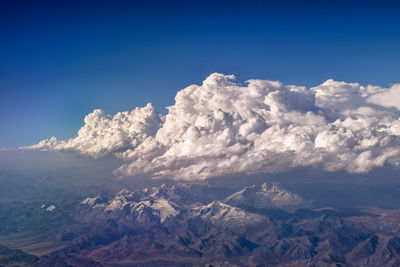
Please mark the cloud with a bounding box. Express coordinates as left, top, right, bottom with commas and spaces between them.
23, 73, 400, 180
367, 83, 400, 110
25, 103, 162, 157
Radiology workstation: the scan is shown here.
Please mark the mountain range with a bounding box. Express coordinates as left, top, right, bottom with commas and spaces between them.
2, 182, 400, 266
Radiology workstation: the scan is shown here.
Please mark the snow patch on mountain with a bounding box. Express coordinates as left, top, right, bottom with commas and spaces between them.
46, 205, 56, 211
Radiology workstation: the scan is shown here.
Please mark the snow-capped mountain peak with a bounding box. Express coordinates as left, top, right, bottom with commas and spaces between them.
193, 201, 265, 230
80, 195, 105, 208
224, 182, 306, 209
103, 189, 139, 212
131, 198, 180, 223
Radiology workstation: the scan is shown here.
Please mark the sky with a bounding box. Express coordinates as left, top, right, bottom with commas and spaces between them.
1, 0, 400, 148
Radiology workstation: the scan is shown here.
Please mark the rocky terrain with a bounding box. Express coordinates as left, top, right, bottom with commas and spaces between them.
2, 183, 400, 266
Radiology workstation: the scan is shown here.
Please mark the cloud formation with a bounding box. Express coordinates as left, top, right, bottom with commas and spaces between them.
24, 73, 400, 180
27, 103, 162, 157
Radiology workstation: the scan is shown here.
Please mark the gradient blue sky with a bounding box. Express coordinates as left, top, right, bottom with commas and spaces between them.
1, 0, 400, 148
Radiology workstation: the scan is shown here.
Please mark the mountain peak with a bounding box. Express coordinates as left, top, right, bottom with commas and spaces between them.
193, 200, 265, 231
225, 182, 306, 209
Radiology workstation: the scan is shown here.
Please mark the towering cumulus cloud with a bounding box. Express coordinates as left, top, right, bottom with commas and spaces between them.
24, 73, 400, 180
27, 103, 162, 157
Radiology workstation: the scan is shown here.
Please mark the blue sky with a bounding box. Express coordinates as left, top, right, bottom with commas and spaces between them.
1, 0, 400, 148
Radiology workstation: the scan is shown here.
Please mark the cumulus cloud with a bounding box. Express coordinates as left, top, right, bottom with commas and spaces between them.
367, 83, 400, 110
26, 103, 162, 157
23, 73, 400, 180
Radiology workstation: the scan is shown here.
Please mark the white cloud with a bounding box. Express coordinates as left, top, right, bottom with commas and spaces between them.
23, 73, 400, 180
367, 83, 400, 109
25, 103, 162, 157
